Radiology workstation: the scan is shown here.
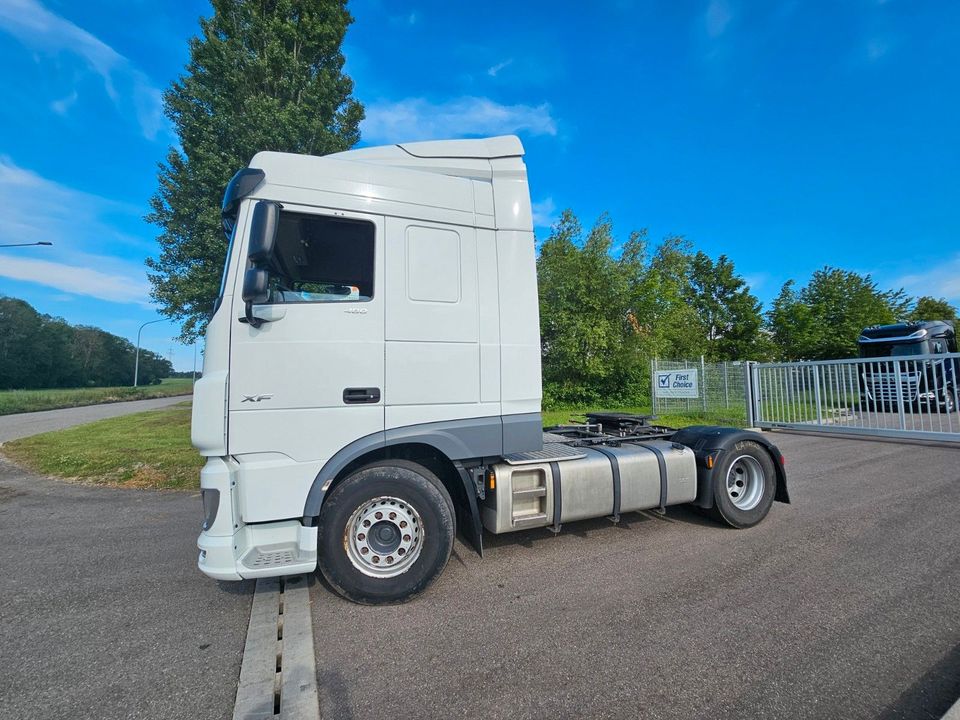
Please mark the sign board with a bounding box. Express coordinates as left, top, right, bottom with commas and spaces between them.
654, 369, 699, 399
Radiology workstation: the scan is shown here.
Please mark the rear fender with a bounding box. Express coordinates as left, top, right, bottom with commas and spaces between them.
670, 426, 790, 509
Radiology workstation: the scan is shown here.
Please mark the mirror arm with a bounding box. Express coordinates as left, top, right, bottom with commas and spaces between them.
243, 301, 264, 328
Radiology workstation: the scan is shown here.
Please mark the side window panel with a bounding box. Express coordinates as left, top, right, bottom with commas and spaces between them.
266, 210, 375, 303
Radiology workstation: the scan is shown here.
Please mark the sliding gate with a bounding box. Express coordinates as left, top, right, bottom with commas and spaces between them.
747, 354, 960, 442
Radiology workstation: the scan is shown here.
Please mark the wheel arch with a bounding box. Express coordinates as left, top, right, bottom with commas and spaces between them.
303, 434, 485, 556
670, 425, 790, 510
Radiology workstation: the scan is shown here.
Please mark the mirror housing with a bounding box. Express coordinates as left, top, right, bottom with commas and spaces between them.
248, 201, 280, 265
242, 267, 269, 305
241, 268, 270, 328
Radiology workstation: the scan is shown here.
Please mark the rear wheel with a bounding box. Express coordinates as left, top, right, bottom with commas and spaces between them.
709, 441, 776, 529
316, 460, 455, 604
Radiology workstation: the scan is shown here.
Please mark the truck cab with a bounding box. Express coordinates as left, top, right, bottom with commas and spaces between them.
193, 136, 788, 604
858, 320, 958, 410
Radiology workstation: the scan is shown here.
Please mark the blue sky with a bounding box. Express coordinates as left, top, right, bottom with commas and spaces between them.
0, 0, 957, 370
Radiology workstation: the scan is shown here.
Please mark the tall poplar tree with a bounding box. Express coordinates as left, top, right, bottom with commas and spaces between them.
147, 0, 364, 340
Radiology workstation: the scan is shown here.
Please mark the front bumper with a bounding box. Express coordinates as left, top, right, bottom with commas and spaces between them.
195, 456, 318, 581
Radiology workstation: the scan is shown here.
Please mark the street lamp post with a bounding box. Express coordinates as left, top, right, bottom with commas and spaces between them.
0, 241, 53, 248
134, 318, 166, 387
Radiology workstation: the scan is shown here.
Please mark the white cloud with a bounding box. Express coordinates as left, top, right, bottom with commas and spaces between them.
0, 256, 149, 304
0, 0, 164, 139
894, 256, 960, 302
0, 156, 151, 304
361, 96, 558, 143
743, 273, 769, 293
531, 197, 557, 228
50, 90, 78, 115
487, 58, 513, 77
705, 0, 734, 37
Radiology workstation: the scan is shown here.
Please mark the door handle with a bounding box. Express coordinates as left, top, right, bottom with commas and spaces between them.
343, 387, 381, 404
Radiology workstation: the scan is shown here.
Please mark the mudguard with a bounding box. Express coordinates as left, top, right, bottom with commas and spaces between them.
670, 426, 790, 510
452, 461, 484, 557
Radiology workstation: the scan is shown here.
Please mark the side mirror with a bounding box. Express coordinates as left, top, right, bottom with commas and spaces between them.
241, 268, 270, 328
242, 267, 269, 305
248, 201, 280, 265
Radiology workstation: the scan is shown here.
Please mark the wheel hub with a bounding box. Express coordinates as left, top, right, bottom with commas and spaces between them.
725, 455, 765, 511
345, 496, 423, 578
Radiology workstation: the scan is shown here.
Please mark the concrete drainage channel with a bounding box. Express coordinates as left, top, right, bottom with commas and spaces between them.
233, 576, 320, 720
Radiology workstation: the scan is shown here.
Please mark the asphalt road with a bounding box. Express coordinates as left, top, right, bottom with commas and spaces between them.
0, 458, 254, 720
310, 432, 960, 720
0, 395, 190, 443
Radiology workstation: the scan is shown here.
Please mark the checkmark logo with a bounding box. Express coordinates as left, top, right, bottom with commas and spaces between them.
658, 374, 670, 388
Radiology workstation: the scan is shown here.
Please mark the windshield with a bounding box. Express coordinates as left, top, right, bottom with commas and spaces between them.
859, 341, 930, 358
211, 220, 238, 317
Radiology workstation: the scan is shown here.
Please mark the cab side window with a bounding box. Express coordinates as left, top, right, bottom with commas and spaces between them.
266, 211, 375, 303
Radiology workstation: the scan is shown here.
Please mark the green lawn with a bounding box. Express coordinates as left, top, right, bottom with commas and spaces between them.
0, 377, 194, 416
3, 402, 203, 489
3, 400, 749, 491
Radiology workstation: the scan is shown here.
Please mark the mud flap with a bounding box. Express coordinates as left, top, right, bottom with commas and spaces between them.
453, 461, 484, 557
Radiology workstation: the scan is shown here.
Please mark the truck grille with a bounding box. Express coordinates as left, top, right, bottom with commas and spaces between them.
863, 371, 921, 403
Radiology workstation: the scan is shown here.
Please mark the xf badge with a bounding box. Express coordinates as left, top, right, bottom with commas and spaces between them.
241, 393, 274, 403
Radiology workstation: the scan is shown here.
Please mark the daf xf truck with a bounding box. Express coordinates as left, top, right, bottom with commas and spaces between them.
193, 135, 789, 604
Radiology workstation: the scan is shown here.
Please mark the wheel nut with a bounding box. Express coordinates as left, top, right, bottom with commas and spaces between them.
375, 511, 383, 520
403, 534, 411, 542
363, 520, 371, 528
360, 547, 368, 554
386, 556, 394, 563
372, 556, 380, 563
389, 512, 396, 520
357, 533, 365, 541
398, 548, 406, 556
399, 521, 407, 528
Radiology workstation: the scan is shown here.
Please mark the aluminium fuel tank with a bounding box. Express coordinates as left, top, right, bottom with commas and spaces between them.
481, 439, 697, 534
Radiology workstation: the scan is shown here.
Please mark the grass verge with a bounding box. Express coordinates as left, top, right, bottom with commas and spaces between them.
3, 401, 749, 491
0, 377, 194, 416
2, 402, 203, 489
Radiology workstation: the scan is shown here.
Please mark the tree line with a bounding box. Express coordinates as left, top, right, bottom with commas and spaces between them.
538, 210, 957, 407
0, 297, 172, 390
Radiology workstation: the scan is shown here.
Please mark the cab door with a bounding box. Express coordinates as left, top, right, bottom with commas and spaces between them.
228, 202, 385, 469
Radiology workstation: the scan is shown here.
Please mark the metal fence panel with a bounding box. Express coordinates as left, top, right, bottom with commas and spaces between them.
751, 353, 960, 442
652, 357, 748, 419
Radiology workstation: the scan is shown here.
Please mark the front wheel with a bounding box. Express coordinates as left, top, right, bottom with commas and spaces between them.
316, 460, 455, 604
942, 385, 957, 413
709, 441, 777, 529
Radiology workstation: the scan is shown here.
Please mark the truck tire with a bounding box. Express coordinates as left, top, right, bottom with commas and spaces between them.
316, 460, 455, 604
709, 441, 777, 529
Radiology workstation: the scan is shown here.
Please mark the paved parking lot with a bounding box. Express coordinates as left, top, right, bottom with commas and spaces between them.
2, 430, 958, 720
310, 432, 960, 720
0, 458, 254, 720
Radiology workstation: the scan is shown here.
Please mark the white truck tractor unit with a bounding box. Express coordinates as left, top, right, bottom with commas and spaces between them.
193, 135, 790, 604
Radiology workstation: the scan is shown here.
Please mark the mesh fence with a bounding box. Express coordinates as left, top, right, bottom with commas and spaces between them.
651, 358, 748, 420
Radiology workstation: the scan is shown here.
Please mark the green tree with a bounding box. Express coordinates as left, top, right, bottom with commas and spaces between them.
628, 235, 706, 361
538, 211, 640, 406
909, 296, 957, 322
686, 251, 769, 360
767, 267, 910, 360
147, 0, 364, 340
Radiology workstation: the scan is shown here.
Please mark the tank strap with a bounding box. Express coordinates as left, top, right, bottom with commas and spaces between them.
635, 443, 668, 513
591, 447, 621, 522
548, 461, 562, 533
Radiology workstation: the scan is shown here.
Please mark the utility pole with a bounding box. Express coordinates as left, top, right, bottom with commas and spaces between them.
134, 318, 165, 387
